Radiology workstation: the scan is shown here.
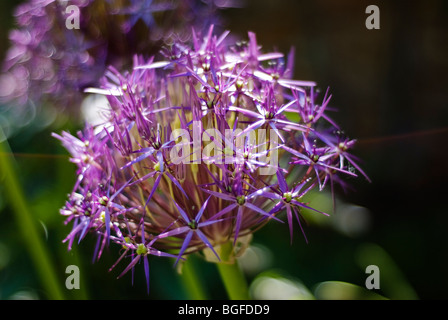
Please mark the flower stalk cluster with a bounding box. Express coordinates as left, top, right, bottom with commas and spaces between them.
54, 26, 367, 292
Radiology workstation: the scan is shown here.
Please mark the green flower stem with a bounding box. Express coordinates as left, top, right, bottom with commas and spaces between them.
216, 241, 250, 300
0, 133, 65, 300
56, 154, 89, 300
180, 255, 208, 300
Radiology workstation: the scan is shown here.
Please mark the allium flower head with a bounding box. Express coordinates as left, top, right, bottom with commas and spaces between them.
54, 26, 368, 292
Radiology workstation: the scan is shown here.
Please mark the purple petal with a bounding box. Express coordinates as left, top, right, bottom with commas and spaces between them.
292, 207, 308, 244
286, 205, 294, 244
130, 170, 157, 186
257, 52, 284, 61
247, 186, 280, 199
105, 208, 111, 240
134, 61, 171, 70
143, 255, 150, 294
276, 170, 288, 193
157, 226, 190, 239
273, 119, 309, 132
276, 99, 298, 115
269, 201, 285, 215
173, 200, 190, 222
236, 119, 265, 139
244, 202, 283, 223
201, 188, 235, 201
228, 106, 263, 119
149, 248, 180, 259
233, 206, 244, 245
77, 220, 90, 244
117, 254, 141, 279
290, 199, 329, 216
165, 171, 188, 198
269, 122, 285, 143
198, 218, 226, 228
110, 175, 135, 202
196, 229, 220, 261
216, 30, 230, 47
195, 196, 211, 222
209, 202, 238, 220
281, 144, 309, 160
253, 70, 274, 82
278, 78, 316, 88
144, 173, 162, 207
121, 149, 154, 170
174, 231, 193, 266
344, 154, 372, 183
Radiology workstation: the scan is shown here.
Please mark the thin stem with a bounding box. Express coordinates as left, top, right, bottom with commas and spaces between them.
0, 133, 65, 300
216, 241, 250, 300
180, 255, 208, 300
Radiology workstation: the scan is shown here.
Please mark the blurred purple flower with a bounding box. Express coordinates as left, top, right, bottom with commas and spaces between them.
0, 0, 239, 137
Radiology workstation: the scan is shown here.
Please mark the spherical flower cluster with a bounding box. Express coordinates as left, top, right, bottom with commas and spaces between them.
54, 26, 368, 291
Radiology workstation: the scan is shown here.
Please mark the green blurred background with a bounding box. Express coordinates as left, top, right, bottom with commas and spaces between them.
0, 0, 447, 300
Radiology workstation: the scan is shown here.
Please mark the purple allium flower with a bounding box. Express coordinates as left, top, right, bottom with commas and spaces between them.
0, 0, 238, 137
54, 26, 368, 292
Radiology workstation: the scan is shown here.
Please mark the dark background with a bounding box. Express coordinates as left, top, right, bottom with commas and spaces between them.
223, 0, 448, 300
0, 0, 447, 300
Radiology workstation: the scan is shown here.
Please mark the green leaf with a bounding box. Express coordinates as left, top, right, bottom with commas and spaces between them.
355, 243, 418, 300
314, 281, 388, 300
250, 270, 315, 300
